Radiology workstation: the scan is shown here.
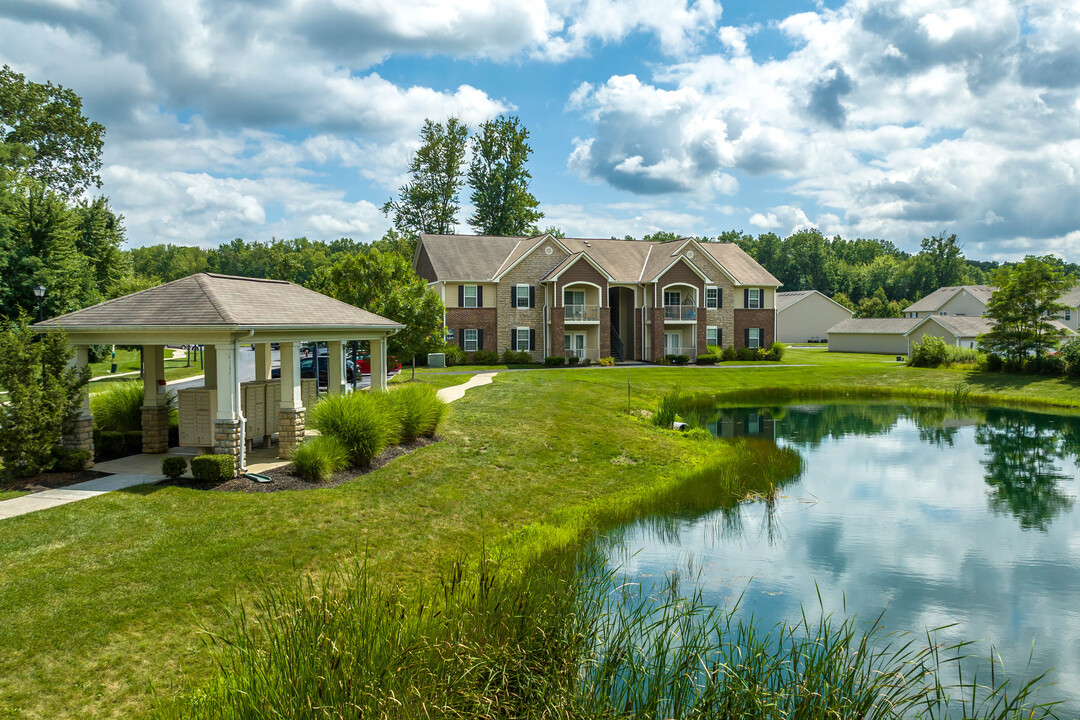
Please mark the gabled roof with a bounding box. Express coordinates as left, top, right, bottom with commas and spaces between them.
776, 290, 852, 314
35, 273, 403, 329
417, 234, 523, 281
904, 285, 997, 313
540, 251, 614, 282
700, 243, 781, 286
828, 317, 923, 335
1059, 286, 1080, 308
908, 315, 992, 338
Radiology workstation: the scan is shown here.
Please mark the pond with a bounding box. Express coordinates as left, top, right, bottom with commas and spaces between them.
605, 402, 1080, 711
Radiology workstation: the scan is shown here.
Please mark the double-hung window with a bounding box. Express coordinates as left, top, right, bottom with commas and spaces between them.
748, 327, 761, 348
706, 326, 719, 346
516, 327, 531, 351
705, 286, 720, 309
746, 288, 761, 309
463, 285, 478, 308
463, 329, 478, 351
1067, 309, 1072, 322
515, 285, 530, 308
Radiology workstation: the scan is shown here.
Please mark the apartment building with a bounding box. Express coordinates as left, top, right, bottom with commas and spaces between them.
413, 233, 781, 362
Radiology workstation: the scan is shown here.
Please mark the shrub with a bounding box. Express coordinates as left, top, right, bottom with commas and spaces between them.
705, 344, 722, 357
599, 356, 616, 367
308, 392, 397, 467
501, 350, 532, 365
768, 341, 785, 360
123, 430, 143, 456
985, 353, 1004, 372
443, 345, 468, 367
1027, 353, 1064, 376
290, 435, 349, 483
579, 357, 591, 367
674, 354, 690, 365
161, 456, 188, 480
664, 354, 679, 364
943, 345, 983, 367
737, 347, 757, 361
52, 447, 90, 473
1059, 338, 1080, 376
907, 335, 948, 368
721, 346, 737, 362
567, 356, 580, 366
472, 350, 499, 365
696, 354, 718, 365
544, 356, 565, 367
96, 430, 125, 460
385, 383, 447, 442
191, 454, 235, 482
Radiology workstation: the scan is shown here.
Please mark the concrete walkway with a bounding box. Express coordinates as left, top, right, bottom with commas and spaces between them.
0, 473, 160, 520
438, 372, 498, 403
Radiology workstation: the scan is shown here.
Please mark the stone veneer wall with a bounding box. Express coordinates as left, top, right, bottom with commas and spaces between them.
214, 418, 243, 477
734, 308, 777, 348
277, 407, 305, 459
63, 416, 94, 467
496, 238, 566, 361
141, 405, 170, 453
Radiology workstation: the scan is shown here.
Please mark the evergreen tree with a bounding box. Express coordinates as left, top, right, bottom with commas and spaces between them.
383, 118, 468, 239
468, 116, 543, 236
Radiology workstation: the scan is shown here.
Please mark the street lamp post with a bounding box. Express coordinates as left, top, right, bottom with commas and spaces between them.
33, 284, 46, 383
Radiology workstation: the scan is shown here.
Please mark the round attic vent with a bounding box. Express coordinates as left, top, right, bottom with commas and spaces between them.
686, 250, 695, 259
545, 246, 553, 255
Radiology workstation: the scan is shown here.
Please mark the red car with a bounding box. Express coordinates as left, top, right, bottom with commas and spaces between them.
357, 354, 402, 375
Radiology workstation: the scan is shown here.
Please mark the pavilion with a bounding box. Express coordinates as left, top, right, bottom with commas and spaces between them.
34, 273, 404, 474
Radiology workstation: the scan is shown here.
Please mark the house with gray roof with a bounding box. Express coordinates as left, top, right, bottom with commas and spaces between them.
414, 233, 781, 362
775, 290, 853, 344
1056, 286, 1080, 331
902, 285, 996, 318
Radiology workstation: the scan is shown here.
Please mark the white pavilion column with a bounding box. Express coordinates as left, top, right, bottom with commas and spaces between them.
254, 342, 272, 381
327, 340, 346, 395
62, 344, 94, 467
212, 344, 241, 476
141, 344, 169, 453
370, 336, 388, 392
277, 341, 305, 458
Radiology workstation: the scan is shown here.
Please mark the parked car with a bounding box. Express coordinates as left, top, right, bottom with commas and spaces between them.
356, 354, 402, 375
271, 356, 355, 385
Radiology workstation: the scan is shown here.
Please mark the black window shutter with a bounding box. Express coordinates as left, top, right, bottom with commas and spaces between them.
529, 286, 535, 308
744, 328, 750, 347
719, 328, 723, 345
459, 328, 465, 349
744, 288, 749, 308
477, 328, 484, 349
529, 328, 535, 351
477, 286, 484, 306
458, 285, 464, 307
511, 330, 517, 351
718, 289, 723, 308
511, 289, 516, 308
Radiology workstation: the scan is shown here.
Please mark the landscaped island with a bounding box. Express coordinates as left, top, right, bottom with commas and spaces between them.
3, 348, 1080, 718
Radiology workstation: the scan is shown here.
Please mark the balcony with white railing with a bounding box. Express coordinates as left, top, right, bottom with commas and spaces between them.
564, 304, 600, 323
661, 345, 696, 359
663, 304, 698, 322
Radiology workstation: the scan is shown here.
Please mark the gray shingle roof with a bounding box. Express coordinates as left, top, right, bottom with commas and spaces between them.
916, 315, 992, 337
776, 290, 815, 310
904, 285, 997, 313
828, 318, 923, 334
418, 234, 780, 286
1059, 286, 1080, 307
35, 273, 402, 329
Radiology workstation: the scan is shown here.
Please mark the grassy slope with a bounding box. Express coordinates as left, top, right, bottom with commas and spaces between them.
4, 350, 1080, 718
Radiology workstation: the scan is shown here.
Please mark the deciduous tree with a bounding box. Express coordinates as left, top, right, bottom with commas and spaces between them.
383, 118, 468, 239
979, 256, 1074, 367
468, 116, 543, 236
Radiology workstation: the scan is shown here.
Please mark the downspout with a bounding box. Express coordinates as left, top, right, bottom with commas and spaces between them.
235, 329, 254, 472
640, 283, 647, 361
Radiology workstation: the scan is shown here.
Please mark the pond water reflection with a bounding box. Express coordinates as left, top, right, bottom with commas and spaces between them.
605, 403, 1080, 710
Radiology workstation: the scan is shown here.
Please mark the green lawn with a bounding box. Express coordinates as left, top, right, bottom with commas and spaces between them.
87, 349, 207, 394
389, 369, 473, 390
4, 350, 1080, 719
0, 490, 28, 502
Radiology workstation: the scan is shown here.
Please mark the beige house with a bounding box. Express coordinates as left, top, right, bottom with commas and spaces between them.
775, 290, 853, 343
906, 315, 992, 350
827, 318, 921, 354
414, 233, 781, 362
35, 273, 402, 475
902, 285, 995, 318
1056, 287, 1080, 331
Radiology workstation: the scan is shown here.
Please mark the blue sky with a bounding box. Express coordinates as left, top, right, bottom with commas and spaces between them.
2, 0, 1078, 260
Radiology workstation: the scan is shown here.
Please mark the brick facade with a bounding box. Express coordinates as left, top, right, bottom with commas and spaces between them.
549, 309, 564, 361
650, 308, 666, 362
141, 405, 170, 453
446, 307, 498, 352
734, 309, 776, 349
633, 308, 642, 360
415, 245, 437, 283
599, 306, 612, 359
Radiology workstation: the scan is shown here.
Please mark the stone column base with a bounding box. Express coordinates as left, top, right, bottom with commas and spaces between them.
142, 405, 170, 453
63, 415, 95, 468
213, 418, 243, 477
278, 407, 305, 459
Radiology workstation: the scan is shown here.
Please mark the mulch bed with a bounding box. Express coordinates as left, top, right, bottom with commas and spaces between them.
161, 436, 442, 493
0, 469, 110, 495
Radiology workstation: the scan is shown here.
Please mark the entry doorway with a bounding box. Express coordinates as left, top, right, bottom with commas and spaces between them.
664, 332, 682, 355
565, 333, 586, 360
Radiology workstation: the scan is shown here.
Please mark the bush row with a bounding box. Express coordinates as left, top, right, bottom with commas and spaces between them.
295, 384, 448, 483
658, 342, 785, 366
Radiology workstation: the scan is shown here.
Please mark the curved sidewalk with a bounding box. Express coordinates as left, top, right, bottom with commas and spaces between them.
437, 372, 498, 403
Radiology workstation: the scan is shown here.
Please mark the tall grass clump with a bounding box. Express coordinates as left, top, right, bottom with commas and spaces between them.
289, 435, 349, 483
307, 392, 396, 467
91, 381, 175, 431
653, 387, 681, 428
383, 383, 447, 443
944, 344, 984, 367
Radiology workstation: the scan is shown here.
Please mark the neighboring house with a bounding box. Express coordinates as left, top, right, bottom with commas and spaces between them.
906, 315, 993, 350
775, 290, 853, 343
1056, 286, 1080, 331
827, 318, 922, 354
901, 285, 996, 318
413, 233, 781, 362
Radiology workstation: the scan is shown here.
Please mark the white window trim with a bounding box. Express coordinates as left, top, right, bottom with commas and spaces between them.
463, 284, 478, 309
515, 284, 530, 307
564, 288, 586, 306
463, 328, 478, 351
706, 326, 719, 346
705, 286, 719, 309
1067, 309, 1073, 321
516, 326, 531, 352
748, 327, 761, 349
663, 290, 682, 306
747, 288, 761, 309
